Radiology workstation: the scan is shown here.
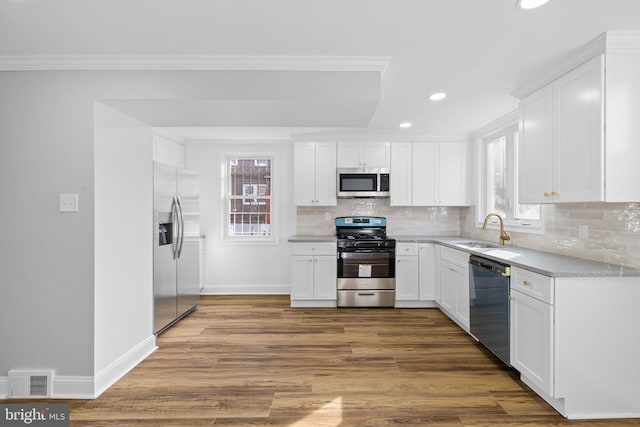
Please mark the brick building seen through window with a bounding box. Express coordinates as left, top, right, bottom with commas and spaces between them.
228, 158, 272, 237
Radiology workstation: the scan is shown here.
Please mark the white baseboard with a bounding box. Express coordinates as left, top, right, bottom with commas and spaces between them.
290, 300, 337, 308
94, 335, 157, 398
201, 283, 289, 295
0, 335, 157, 400
51, 376, 96, 399
395, 300, 439, 308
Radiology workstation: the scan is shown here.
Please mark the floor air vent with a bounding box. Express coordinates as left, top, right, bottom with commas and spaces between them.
8, 370, 53, 398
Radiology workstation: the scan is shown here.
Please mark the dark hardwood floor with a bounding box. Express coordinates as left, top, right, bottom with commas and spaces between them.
10, 295, 640, 426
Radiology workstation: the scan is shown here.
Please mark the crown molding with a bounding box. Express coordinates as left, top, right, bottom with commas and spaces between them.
0, 54, 391, 75
470, 109, 518, 140
512, 31, 640, 99
292, 133, 470, 143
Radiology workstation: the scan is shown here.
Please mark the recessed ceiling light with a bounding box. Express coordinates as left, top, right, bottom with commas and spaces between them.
516, 0, 550, 9
399, 122, 412, 129
429, 92, 447, 101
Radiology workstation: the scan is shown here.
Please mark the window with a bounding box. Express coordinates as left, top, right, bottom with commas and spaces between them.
226, 156, 273, 239
478, 120, 542, 232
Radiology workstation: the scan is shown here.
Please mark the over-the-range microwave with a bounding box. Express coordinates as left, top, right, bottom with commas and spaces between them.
337, 168, 390, 198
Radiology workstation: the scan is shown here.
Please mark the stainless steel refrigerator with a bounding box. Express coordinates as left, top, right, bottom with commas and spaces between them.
153, 162, 200, 334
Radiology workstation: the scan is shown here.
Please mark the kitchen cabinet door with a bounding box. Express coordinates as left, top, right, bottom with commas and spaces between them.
314, 142, 338, 205
396, 254, 419, 301
453, 262, 470, 330
438, 142, 468, 206
337, 142, 390, 168
412, 142, 468, 206
314, 255, 337, 300
510, 289, 554, 396
390, 142, 413, 206
290, 256, 315, 300
518, 85, 553, 204
293, 142, 317, 206
363, 142, 391, 168
293, 142, 337, 206
432, 245, 442, 303
418, 243, 436, 301
519, 55, 604, 204
553, 54, 604, 202
439, 260, 456, 314
440, 248, 470, 330
412, 143, 437, 205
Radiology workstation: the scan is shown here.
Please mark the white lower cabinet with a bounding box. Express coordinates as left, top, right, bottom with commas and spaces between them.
290, 242, 336, 307
510, 267, 555, 397
418, 243, 437, 301
510, 288, 554, 396
508, 266, 640, 419
394, 242, 438, 308
439, 247, 470, 331
395, 243, 420, 301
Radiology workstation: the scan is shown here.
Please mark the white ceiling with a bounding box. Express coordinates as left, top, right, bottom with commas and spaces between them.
2, 0, 640, 141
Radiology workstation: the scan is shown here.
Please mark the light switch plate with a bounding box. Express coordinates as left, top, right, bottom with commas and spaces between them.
59, 193, 79, 212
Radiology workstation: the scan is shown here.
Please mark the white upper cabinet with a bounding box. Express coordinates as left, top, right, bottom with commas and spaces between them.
518, 85, 553, 203
519, 56, 603, 203
437, 142, 468, 206
412, 143, 438, 206
293, 142, 337, 206
516, 32, 640, 203
389, 142, 413, 205
337, 141, 390, 169
553, 55, 604, 202
391, 141, 468, 206
153, 134, 184, 168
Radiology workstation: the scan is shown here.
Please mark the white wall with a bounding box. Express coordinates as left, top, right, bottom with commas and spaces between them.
185, 141, 295, 294
0, 71, 97, 380
0, 70, 279, 396
94, 103, 155, 394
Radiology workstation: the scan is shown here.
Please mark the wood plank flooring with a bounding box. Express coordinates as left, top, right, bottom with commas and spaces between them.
10, 295, 640, 426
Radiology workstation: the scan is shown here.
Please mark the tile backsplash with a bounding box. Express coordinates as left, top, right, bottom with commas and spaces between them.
296, 199, 463, 236
460, 203, 640, 268
296, 200, 640, 268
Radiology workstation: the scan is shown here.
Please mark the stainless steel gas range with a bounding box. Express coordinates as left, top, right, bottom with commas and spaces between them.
336, 216, 396, 307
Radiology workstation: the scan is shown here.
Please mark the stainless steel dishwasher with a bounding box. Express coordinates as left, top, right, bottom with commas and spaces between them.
469, 255, 511, 366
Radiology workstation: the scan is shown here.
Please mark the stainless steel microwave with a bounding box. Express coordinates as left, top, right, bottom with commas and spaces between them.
337, 168, 390, 198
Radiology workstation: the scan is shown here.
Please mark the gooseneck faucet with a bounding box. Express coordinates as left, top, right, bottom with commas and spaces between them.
482, 213, 510, 246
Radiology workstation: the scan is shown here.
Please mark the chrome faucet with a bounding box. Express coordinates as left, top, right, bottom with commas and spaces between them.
482, 213, 510, 246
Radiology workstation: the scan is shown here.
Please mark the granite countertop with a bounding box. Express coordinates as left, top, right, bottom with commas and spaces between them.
288, 234, 640, 277
394, 235, 640, 278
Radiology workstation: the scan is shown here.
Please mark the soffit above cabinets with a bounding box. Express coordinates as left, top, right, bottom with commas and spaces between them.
99, 66, 384, 130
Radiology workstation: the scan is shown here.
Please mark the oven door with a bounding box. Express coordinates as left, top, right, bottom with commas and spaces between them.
337, 249, 395, 290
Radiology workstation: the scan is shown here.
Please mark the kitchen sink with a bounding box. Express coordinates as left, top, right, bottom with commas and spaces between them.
454, 241, 501, 249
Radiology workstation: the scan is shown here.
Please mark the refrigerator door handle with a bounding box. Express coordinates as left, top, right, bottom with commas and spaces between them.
176, 196, 185, 258
171, 196, 179, 260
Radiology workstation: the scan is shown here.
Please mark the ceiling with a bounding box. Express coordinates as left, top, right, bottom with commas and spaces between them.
2, 0, 640, 141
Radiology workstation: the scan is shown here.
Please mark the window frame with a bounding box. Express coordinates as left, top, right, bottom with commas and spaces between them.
222, 153, 276, 243
476, 116, 544, 234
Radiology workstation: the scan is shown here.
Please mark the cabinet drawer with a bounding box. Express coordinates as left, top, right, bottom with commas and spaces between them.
511, 267, 554, 304
291, 242, 336, 256
396, 243, 418, 255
